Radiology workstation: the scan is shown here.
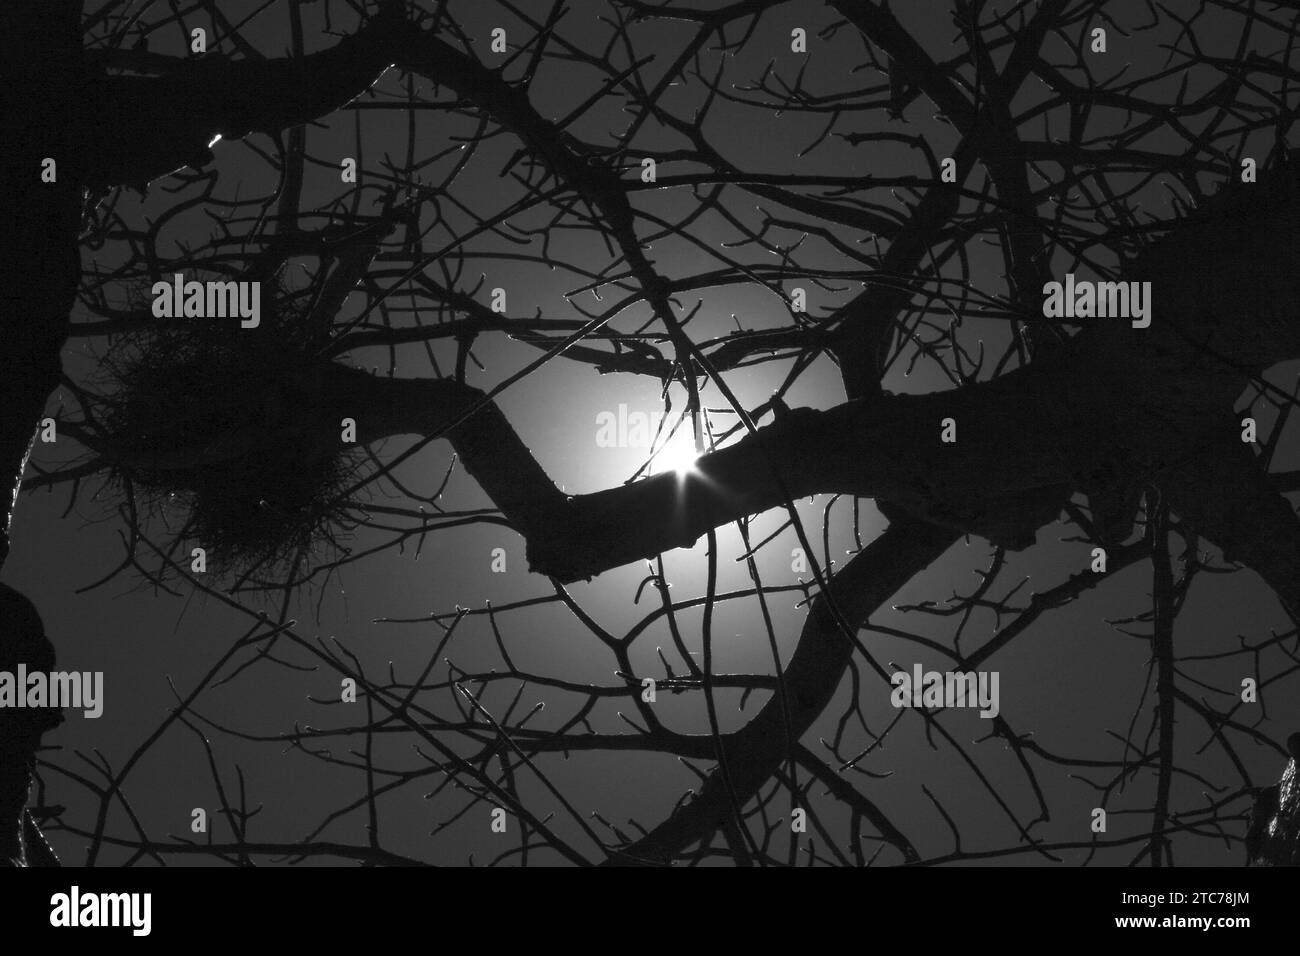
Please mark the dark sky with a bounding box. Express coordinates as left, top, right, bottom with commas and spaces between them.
7, 0, 1299, 866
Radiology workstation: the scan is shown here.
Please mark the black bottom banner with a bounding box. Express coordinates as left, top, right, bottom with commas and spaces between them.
0, 865, 1283, 942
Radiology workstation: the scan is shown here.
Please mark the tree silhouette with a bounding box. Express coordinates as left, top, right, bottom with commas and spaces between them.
3, 0, 1300, 866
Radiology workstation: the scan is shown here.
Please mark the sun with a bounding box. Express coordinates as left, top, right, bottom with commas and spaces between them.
652, 431, 701, 478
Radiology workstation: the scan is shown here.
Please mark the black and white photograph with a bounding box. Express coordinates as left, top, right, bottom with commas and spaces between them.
1, 0, 1297, 936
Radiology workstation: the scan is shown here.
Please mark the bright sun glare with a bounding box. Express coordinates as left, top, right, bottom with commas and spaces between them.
654, 434, 701, 477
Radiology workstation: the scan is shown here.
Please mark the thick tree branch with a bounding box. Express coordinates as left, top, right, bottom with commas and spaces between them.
0, 2, 84, 570
1162, 434, 1300, 621
82, 5, 414, 191
604, 517, 955, 865
0, 583, 63, 867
